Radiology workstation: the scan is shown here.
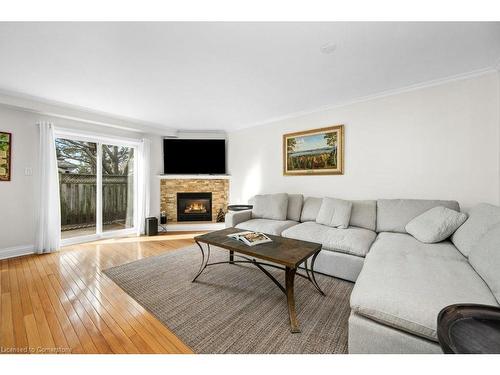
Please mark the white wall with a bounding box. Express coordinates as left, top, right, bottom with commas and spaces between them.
0, 104, 163, 252
0, 107, 38, 250
228, 72, 500, 211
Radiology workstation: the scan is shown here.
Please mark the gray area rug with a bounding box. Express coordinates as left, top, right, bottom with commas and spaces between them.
103, 245, 353, 353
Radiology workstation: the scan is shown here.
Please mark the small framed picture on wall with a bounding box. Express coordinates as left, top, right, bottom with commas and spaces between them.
283, 125, 344, 176
0, 131, 12, 181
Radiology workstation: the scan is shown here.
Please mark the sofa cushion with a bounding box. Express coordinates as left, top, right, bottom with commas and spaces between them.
405, 206, 467, 243
451, 203, 500, 257
376, 199, 460, 234
469, 223, 500, 304
350, 232, 498, 342
235, 219, 298, 236
282, 221, 377, 257
350, 200, 377, 231
251, 193, 288, 221
287, 194, 304, 222
316, 197, 353, 229
300, 197, 323, 222
300, 197, 377, 229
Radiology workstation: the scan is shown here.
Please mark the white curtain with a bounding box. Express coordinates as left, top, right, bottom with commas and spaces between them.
35, 122, 61, 253
137, 138, 151, 235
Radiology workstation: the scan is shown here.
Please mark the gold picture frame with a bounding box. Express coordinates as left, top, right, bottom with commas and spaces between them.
0, 131, 12, 182
283, 125, 344, 176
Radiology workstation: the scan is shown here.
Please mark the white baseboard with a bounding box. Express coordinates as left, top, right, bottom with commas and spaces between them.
0, 244, 35, 260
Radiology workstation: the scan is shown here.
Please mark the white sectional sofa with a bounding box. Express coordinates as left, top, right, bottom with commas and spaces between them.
225, 194, 500, 353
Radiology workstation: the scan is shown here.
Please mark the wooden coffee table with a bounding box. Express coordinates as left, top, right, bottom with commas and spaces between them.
192, 227, 325, 333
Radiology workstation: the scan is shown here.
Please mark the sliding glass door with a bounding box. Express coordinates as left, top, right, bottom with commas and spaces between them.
55, 134, 138, 243
102, 144, 135, 232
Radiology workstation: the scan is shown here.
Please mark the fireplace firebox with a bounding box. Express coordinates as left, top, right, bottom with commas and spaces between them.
177, 192, 212, 222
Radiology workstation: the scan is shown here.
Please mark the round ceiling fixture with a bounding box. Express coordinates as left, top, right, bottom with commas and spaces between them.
320, 42, 337, 55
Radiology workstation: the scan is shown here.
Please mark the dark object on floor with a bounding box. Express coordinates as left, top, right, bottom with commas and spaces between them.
160, 211, 167, 224
145, 217, 158, 236
227, 204, 253, 211
216, 208, 225, 222
437, 303, 500, 354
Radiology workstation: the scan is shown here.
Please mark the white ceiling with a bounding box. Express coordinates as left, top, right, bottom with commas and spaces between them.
0, 22, 499, 132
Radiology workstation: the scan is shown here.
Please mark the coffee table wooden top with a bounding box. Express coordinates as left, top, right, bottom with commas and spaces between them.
194, 227, 322, 268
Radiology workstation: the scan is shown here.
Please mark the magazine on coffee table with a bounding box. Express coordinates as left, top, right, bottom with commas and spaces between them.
227, 231, 273, 246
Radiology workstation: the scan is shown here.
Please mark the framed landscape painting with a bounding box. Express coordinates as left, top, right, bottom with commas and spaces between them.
283, 125, 344, 176
0, 131, 12, 181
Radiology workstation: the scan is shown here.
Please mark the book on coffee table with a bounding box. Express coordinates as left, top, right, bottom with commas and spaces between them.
227, 231, 273, 246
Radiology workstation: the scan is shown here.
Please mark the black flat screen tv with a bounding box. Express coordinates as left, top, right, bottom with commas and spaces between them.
163, 138, 226, 174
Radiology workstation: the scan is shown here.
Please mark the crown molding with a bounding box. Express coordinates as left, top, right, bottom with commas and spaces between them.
0, 88, 178, 136
230, 67, 498, 132
176, 130, 227, 139
1, 64, 497, 136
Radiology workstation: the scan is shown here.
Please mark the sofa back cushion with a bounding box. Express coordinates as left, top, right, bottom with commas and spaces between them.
300, 197, 323, 222
376, 199, 460, 234
316, 197, 353, 229
287, 194, 303, 222
251, 193, 289, 221
405, 206, 468, 243
451, 203, 500, 257
301, 197, 377, 231
350, 200, 377, 231
468, 223, 500, 304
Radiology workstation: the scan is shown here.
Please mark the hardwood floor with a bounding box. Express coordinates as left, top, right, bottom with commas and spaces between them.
0, 232, 205, 354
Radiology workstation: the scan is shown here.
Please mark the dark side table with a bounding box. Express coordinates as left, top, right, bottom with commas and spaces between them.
437, 304, 500, 354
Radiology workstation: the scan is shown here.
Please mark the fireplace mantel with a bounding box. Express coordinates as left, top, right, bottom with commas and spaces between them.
157, 174, 230, 180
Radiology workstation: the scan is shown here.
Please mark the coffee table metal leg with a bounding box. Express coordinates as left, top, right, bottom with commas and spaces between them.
285, 266, 300, 333
229, 250, 234, 264
192, 241, 211, 282
303, 258, 312, 280
309, 251, 326, 296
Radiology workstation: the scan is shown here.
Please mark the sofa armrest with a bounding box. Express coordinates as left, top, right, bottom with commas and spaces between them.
225, 210, 252, 228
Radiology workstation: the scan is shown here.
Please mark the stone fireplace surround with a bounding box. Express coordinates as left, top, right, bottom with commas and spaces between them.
160, 177, 229, 223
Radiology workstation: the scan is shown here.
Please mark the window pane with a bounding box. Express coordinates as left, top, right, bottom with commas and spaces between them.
102, 144, 135, 232
56, 138, 97, 239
